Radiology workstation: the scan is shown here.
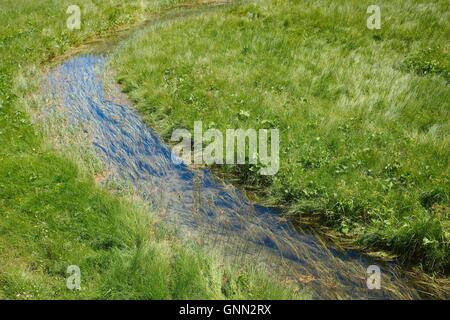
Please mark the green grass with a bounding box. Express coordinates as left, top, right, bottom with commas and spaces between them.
111, 0, 450, 273
0, 155, 304, 299
0, 0, 307, 299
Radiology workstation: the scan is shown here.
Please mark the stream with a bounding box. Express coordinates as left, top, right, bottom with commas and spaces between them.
41, 6, 427, 300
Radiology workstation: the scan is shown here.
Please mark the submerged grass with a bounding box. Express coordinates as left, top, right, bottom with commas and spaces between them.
0, 0, 306, 299
111, 0, 450, 274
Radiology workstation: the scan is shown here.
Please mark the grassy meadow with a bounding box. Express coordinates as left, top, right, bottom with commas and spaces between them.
0, 0, 307, 299
111, 0, 450, 273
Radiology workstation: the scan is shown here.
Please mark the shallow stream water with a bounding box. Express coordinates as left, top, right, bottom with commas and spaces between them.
43, 54, 424, 299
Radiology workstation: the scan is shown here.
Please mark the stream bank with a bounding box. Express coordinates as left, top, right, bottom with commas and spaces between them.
40, 3, 448, 299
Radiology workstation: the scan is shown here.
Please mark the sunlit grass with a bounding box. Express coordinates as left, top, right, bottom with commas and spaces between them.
0, 0, 307, 299
111, 0, 449, 273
